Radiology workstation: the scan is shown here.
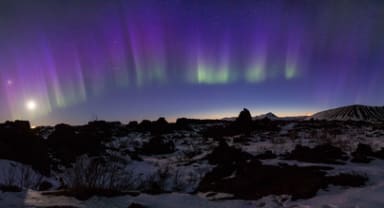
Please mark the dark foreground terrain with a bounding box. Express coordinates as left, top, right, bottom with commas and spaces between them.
1, 109, 384, 207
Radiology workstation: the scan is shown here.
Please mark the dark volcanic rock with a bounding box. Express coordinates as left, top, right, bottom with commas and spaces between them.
202, 109, 254, 137
128, 203, 147, 208
199, 162, 367, 200
0, 121, 50, 174
285, 144, 348, 164
47, 123, 105, 166
155, 117, 168, 126
236, 108, 252, 124
199, 163, 327, 200
139, 120, 152, 130
0, 185, 22, 192
374, 148, 384, 159
326, 173, 368, 187
202, 109, 279, 138
151, 117, 171, 135
12, 120, 31, 131
86, 120, 120, 139
127, 121, 139, 128
141, 136, 175, 155
255, 150, 277, 160
202, 141, 261, 186
38, 180, 53, 191
351, 144, 375, 163
234, 108, 253, 132
206, 140, 255, 166
253, 119, 280, 132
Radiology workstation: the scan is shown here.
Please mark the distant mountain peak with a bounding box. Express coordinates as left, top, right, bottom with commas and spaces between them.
311, 105, 384, 122
265, 112, 277, 117
254, 112, 279, 120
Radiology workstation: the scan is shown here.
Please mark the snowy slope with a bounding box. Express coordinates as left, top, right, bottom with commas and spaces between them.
254, 112, 279, 120
311, 105, 384, 122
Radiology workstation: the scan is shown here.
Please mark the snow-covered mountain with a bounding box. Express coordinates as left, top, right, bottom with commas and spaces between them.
311, 105, 384, 122
254, 112, 279, 120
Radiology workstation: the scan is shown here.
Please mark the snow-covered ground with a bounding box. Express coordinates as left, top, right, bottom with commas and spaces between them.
1, 120, 384, 207
2, 177, 384, 208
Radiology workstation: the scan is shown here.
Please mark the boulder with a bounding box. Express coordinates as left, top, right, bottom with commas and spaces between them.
141, 136, 175, 155
199, 162, 367, 200
235, 108, 252, 127
285, 144, 348, 164
0, 121, 50, 174
47, 123, 104, 166
206, 140, 255, 166
128, 203, 147, 208
351, 144, 374, 163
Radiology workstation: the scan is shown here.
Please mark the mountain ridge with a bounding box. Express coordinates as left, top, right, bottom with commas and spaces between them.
311, 104, 384, 122
254, 112, 279, 120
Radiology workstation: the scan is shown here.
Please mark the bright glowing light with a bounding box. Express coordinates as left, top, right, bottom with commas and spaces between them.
246, 65, 265, 83
285, 65, 297, 80
196, 62, 230, 85
6, 80, 13, 86
26, 100, 37, 111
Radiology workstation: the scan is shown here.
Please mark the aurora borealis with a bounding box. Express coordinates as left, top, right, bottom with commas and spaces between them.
1, 0, 384, 125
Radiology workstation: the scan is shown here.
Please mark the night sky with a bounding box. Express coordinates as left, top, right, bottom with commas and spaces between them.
1, 0, 384, 125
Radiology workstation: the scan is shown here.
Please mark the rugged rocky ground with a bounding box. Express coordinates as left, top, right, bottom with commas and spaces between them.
1, 109, 384, 207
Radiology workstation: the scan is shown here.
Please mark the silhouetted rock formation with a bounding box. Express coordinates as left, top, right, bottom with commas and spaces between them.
0, 121, 50, 174
38, 181, 53, 191
285, 144, 348, 164
10, 120, 31, 131
141, 136, 175, 155
232, 108, 254, 134
47, 123, 105, 166
128, 203, 147, 208
206, 140, 255, 166
176, 118, 189, 126
351, 143, 384, 163
127, 121, 139, 128
253, 119, 280, 132
139, 120, 152, 131
351, 144, 375, 163
151, 117, 170, 135
374, 148, 384, 159
236, 108, 252, 126
203, 109, 256, 138
155, 117, 168, 126
199, 162, 367, 200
